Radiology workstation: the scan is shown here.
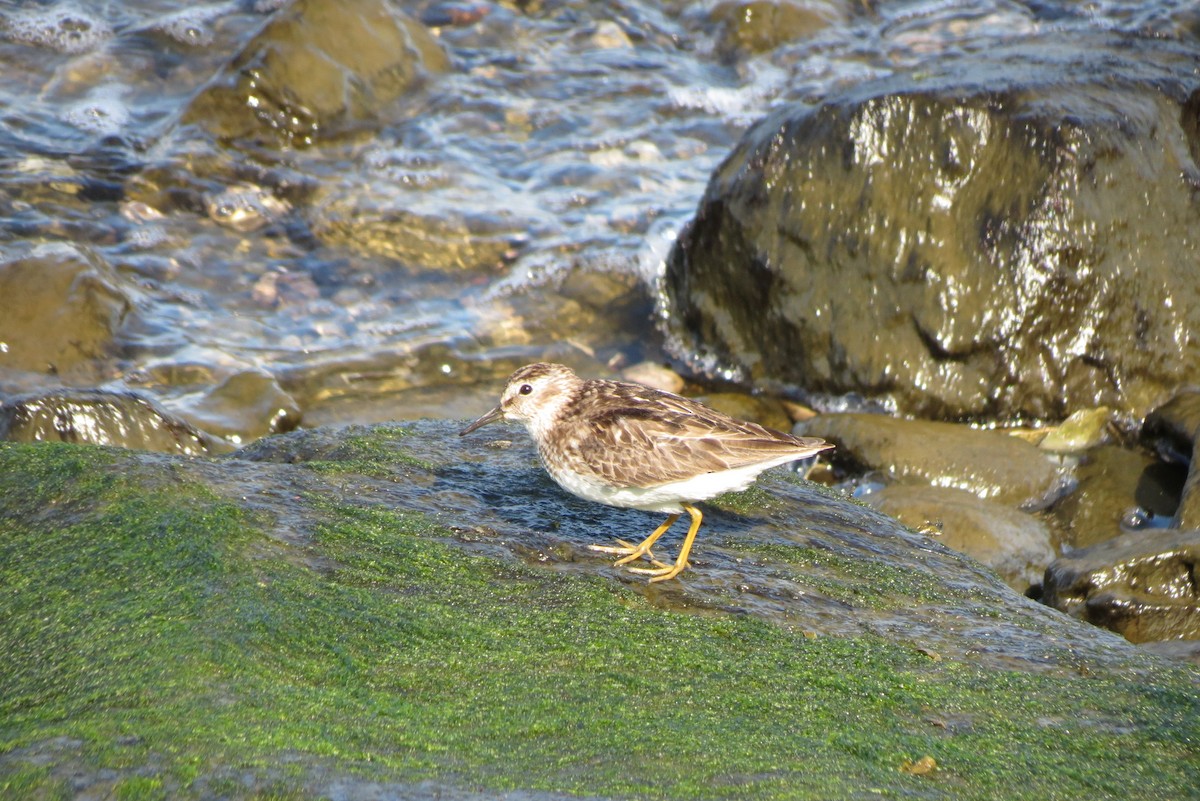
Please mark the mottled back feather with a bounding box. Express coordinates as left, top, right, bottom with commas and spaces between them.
538, 376, 830, 488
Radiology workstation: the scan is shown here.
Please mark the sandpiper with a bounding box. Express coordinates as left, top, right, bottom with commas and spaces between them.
460, 363, 832, 582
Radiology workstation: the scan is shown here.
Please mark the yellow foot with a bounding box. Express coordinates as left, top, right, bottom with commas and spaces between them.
626, 561, 690, 582
588, 538, 643, 556
587, 539, 668, 568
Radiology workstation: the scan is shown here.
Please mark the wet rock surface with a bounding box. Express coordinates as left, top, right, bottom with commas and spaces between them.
1046, 445, 1157, 551
310, 203, 526, 272
1141, 639, 1200, 668
863, 485, 1054, 593
233, 422, 1117, 668
709, 0, 843, 57
1043, 529, 1200, 643
1141, 390, 1200, 529
664, 33, 1200, 422
1143, 390, 1200, 461
169, 368, 302, 446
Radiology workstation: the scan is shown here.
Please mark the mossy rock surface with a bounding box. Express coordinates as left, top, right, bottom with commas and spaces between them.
2, 422, 1198, 800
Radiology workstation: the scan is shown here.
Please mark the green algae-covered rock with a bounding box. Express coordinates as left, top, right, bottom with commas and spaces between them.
2, 423, 1198, 800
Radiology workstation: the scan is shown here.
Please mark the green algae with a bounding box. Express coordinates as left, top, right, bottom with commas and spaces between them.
0, 764, 69, 801
745, 541, 976, 609
711, 485, 779, 515
299, 424, 433, 476
2, 441, 1199, 800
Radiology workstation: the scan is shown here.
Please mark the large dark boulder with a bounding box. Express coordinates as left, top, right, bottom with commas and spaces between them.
664, 33, 1200, 423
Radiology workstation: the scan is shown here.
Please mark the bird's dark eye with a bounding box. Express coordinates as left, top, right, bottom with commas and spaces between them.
519, 383, 533, 395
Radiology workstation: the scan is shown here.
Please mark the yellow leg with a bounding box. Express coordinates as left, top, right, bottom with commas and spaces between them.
627, 503, 703, 582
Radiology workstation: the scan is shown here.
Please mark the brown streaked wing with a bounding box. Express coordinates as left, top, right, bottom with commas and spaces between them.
559, 380, 828, 488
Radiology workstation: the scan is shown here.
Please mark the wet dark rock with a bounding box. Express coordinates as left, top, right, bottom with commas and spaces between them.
798, 413, 1072, 509
182, 0, 449, 149
1141, 391, 1200, 528
0, 389, 232, 456
1043, 528, 1200, 642
0, 244, 131, 379
863, 484, 1054, 592
1142, 390, 1200, 462
664, 33, 1200, 423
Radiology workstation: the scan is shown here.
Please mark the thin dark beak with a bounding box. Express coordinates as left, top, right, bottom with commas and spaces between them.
459, 405, 503, 436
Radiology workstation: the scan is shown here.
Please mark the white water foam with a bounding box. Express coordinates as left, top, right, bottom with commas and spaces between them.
3, 5, 113, 54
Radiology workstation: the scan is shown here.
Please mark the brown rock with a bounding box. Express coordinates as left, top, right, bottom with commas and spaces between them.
173, 369, 302, 445
865, 484, 1055, 592
799, 413, 1072, 510
664, 34, 1200, 422
0, 245, 130, 378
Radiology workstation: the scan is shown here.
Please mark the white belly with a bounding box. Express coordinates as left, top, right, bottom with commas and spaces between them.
543, 455, 799, 513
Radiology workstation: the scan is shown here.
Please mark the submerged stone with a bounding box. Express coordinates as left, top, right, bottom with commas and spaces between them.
173, 368, 302, 445
311, 204, 525, 272
0, 244, 131, 380
182, 0, 448, 149
1047, 445, 1157, 551
710, 0, 843, 57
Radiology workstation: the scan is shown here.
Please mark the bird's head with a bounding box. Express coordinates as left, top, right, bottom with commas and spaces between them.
459, 362, 582, 438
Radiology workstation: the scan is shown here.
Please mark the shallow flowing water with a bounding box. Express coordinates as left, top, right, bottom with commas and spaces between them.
0, 0, 1195, 440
